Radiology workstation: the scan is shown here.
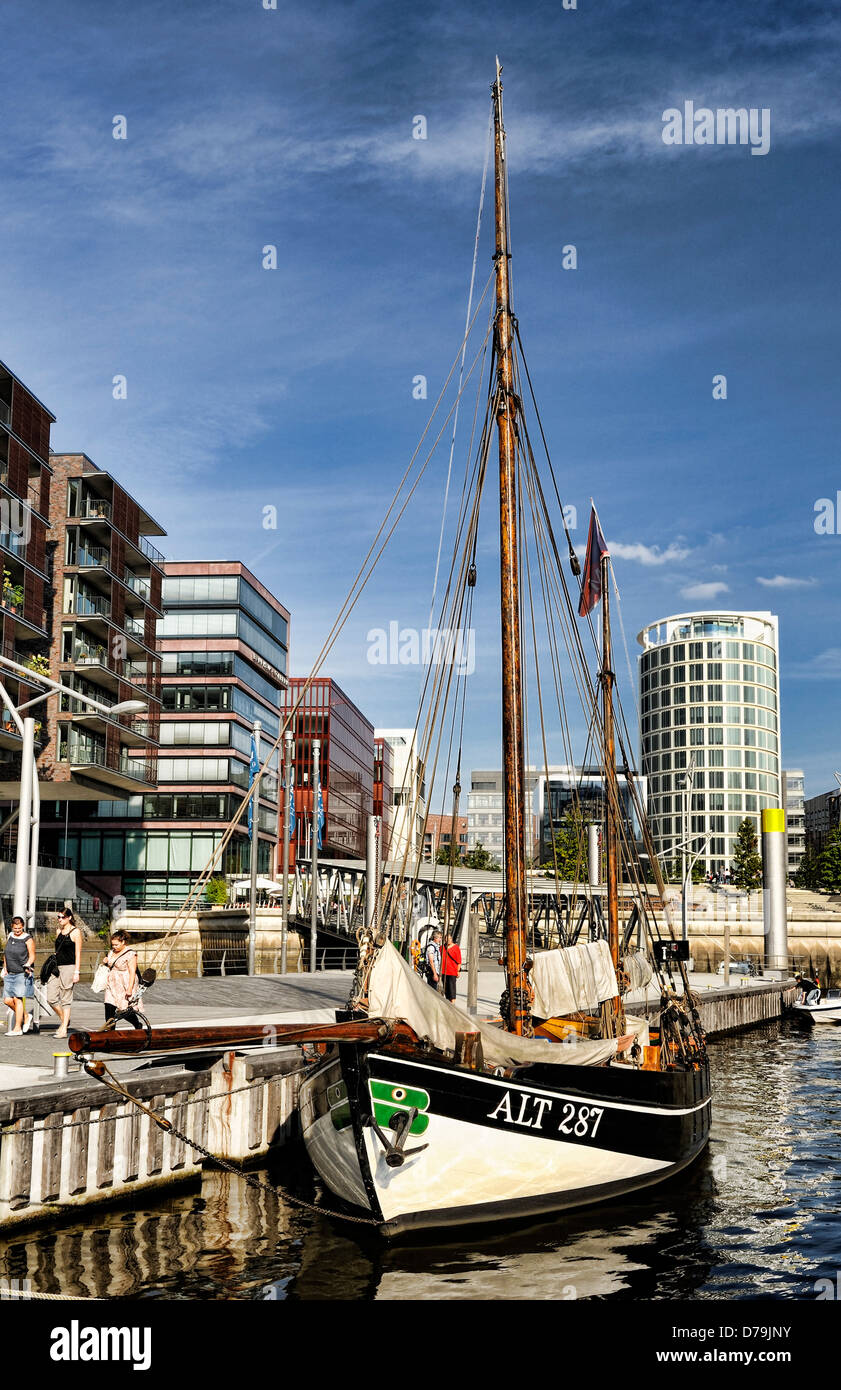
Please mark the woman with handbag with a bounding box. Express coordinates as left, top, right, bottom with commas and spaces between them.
103, 929, 143, 1029
47, 908, 83, 1039
2, 916, 36, 1035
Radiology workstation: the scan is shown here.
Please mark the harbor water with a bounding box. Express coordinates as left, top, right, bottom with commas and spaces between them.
1, 1017, 837, 1301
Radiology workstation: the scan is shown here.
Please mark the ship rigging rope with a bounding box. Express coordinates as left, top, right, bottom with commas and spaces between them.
429, 107, 492, 632
147, 296, 496, 968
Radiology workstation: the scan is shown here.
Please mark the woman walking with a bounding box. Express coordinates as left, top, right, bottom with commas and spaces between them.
103, 929, 143, 1029
48, 908, 82, 1038
2, 916, 36, 1035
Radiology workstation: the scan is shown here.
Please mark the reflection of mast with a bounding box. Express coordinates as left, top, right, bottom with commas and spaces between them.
492, 59, 530, 1037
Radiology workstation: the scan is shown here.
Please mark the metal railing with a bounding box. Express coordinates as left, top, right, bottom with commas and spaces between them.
73, 644, 109, 667
77, 544, 110, 569
71, 496, 112, 521
123, 568, 151, 599
138, 534, 165, 565
123, 614, 146, 639
66, 590, 111, 618
119, 752, 155, 782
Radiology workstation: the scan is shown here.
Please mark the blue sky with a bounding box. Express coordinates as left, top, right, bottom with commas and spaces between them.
2, 0, 839, 808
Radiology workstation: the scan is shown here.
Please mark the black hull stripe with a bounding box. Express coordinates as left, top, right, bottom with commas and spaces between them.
365, 1052, 711, 1164
368, 1052, 712, 1118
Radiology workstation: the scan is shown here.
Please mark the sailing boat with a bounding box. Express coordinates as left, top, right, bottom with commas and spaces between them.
70, 63, 711, 1237
294, 64, 711, 1235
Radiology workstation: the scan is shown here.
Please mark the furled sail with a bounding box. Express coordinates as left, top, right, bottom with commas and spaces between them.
368, 944, 618, 1067
530, 939, 618, 1019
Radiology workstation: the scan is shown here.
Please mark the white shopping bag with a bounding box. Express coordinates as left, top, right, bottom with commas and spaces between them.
32, 981, 56, 1019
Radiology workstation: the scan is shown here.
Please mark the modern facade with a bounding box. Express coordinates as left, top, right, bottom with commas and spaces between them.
42, 454, 164, 800
782, 769, 805, 879
285, 678, 374, 862
0, 360, 54, 800
373, 735, 394, 858
423, 813, 468, 862
51, 561, 288, 906
376, 729, 426, 862
531, 766, 647, 867
805, 788, 841, 856
467, 768, 542, 863
638, 611, 782, 878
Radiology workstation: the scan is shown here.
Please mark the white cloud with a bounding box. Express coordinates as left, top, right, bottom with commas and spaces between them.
788, 648, 841, 680
607, 541, 691, 566
680, 582, 729, 600
756, 574, 818, 589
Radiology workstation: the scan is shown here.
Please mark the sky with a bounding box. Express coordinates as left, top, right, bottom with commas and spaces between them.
1, 0, 839, 809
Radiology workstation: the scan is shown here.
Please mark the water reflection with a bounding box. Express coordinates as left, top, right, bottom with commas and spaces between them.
0, 1019, 836, 1300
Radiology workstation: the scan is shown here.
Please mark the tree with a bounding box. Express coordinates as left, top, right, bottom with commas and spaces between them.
795, 848, 820, 891
543, 809, 587, 881
205, 875, 229, 906
463, 841, 500, 871
435, 840, 461, 867
730, 818, 763, 893
816, 829, 841, 893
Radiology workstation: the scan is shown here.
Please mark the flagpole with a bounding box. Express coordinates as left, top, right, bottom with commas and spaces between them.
310, 738, 320, 974
280, 729, 293, 975
248, 718, 261, 976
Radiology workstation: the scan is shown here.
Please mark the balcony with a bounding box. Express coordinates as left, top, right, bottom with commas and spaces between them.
138, 534, 164, 566
77, 544, 111, 571
124, 568, 151, 600
65, 590, 111, 620
0, 586, 23, 618
0, 401, 9, 427
71, 496, 112, 522
65, 740, 155, 789
124, 614, 146, 640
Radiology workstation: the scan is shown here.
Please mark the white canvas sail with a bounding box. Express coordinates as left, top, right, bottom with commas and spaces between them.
530, 939, 618, 1018
368, 943, 617, 1067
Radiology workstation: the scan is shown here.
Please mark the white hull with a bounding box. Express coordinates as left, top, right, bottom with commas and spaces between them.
792, 1000, 841, 1024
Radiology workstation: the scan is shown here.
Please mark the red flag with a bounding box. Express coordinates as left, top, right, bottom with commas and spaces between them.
578, 507, 609, 617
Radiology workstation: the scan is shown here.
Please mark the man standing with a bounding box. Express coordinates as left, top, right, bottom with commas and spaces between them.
424, 930, 442, 990
441, 931, 462, 1002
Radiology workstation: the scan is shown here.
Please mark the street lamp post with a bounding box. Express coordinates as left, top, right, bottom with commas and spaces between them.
0, 652, 147, 929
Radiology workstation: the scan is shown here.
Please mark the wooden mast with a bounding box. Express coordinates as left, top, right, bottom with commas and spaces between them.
492, 61, 530, 1036
600, 549, 623, 1029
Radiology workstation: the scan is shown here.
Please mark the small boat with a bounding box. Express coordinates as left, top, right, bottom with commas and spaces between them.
791, 990, 841, 1025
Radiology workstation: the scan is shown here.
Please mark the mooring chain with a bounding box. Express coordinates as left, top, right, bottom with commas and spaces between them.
83, 1061, 381, 1229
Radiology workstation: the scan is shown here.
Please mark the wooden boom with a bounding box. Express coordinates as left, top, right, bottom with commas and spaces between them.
67, 1018, 420, 1056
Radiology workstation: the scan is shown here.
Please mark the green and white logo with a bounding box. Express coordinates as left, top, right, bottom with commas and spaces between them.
369, 1080, 431, 1136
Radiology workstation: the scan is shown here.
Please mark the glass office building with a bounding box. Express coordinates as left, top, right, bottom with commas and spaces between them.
638, 610, 781, 878
284, 678, 374, 861
56, 562, 289, 906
